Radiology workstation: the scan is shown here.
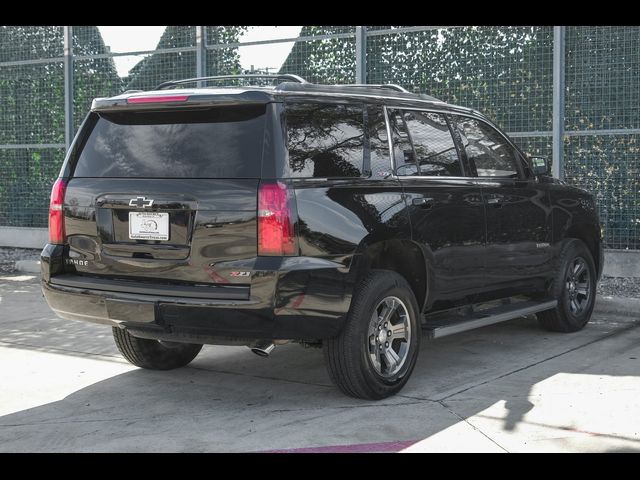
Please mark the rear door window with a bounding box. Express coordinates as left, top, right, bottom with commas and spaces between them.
388, 109, 418, 176
285, 103, 367, 178
395, 110, 463, 177
366, 105, 392, 177
72, 105, 266, 178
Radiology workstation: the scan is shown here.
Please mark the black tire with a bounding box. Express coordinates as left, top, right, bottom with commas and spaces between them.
112, 327, 202, 370
323, 270, 421, 400
537, 239, 597, 333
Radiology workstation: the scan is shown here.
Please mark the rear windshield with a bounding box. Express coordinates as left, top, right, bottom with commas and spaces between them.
73, 105, 266, 178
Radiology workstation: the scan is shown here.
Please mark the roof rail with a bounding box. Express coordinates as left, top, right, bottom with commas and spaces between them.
156, 74, 308, 90
339, 84, 411, 93
328, 83, 442, 101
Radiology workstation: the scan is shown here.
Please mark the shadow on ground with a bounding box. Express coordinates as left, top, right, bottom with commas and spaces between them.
1, 277, 639, 452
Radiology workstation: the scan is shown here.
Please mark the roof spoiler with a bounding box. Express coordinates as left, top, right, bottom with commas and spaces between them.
156, 74, 308, 90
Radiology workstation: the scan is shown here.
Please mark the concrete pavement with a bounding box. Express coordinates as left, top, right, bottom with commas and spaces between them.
0, 273, 638, 452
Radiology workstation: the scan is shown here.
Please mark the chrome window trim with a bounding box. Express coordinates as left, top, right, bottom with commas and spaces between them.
390, 176, 478, 182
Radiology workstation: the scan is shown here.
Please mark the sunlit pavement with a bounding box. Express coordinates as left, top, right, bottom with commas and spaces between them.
1, 274, 639, 453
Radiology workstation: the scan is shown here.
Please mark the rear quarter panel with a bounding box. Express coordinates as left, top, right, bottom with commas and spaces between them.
274, 177, 411, 335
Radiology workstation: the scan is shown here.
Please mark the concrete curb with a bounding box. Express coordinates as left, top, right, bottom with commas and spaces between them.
603, 249, 640, 278
14, 260, 41, 274
0, 227, 47, 249
594, 295, 640, 318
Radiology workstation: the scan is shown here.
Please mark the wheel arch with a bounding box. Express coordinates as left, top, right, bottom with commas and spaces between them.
352, 239, 431, 313
564, 222, 602, 278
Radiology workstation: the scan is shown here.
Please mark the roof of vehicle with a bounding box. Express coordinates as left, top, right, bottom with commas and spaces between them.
90, 74, 478, 116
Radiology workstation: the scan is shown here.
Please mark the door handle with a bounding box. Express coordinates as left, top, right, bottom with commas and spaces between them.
486, 196, 504, 208
412, 197, 434, 208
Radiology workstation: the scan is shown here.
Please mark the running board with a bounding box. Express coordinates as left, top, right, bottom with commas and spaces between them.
422, 300, 557, 339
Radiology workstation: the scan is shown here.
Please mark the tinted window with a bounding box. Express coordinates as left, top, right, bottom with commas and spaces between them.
73, 105, 266, 178
366, 105, 392, 177
451, 115, 520, 178
388, 110, 418, 176
402, 110, 462, 176
286, 103, 366, 178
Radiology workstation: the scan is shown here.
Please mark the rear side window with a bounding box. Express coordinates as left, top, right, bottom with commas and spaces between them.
73, 105, 266, 178
285, 103, 366, 178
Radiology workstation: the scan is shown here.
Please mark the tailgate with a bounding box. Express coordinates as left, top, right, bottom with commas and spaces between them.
59, 103, 268, 287
64, 178, 258, 285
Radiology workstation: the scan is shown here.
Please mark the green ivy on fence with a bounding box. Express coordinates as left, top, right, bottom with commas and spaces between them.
0, 26, 638, 249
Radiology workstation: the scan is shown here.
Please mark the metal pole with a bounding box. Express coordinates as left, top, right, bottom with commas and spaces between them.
196, 26, 206, 87
355, 26, 367, 84
63, 26, 74, 151
552, 26, 566, 179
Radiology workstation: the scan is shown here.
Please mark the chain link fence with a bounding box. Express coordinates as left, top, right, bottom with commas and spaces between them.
0, 26, 638, 250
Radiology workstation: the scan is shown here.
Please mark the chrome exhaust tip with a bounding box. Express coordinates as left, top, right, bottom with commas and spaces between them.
250, 341, 275, 357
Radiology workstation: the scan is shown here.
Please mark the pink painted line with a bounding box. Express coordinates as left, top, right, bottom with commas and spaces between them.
262, 440, 417, 453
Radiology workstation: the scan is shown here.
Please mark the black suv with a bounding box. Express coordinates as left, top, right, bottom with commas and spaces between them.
41, 74, 603, 400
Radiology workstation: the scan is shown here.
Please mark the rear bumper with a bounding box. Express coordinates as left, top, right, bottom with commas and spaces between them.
41, 245, 355, 342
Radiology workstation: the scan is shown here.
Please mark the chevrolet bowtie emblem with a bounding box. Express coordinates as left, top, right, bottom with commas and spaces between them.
129, 196, 154, 208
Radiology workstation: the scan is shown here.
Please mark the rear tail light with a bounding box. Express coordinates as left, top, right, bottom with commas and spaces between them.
258, 181, 297, 256
48, 178, 67, 244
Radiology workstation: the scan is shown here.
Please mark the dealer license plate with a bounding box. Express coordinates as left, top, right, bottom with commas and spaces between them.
128, 212, 169, 241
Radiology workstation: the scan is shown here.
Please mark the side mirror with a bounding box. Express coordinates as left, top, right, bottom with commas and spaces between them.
530, 156, 551, 176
